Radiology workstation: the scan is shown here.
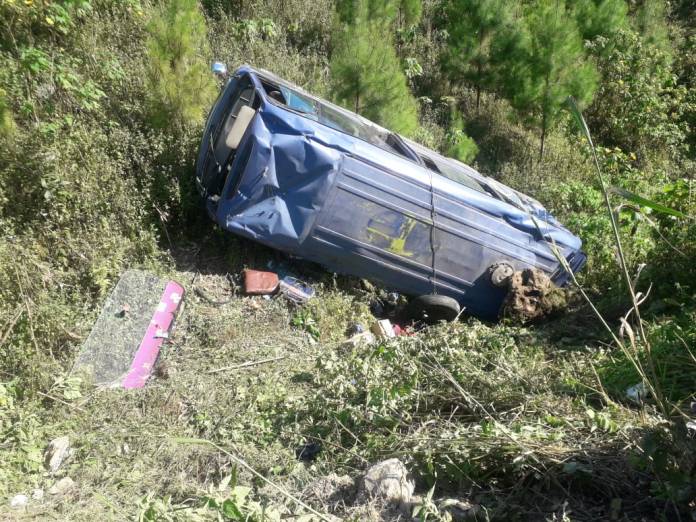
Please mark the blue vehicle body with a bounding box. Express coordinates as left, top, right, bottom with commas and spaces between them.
196, 65, 586, 320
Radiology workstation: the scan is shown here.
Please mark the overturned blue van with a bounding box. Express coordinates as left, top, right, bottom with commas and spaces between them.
196, 64, 586, 320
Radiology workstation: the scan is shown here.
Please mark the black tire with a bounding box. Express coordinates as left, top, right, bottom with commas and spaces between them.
406, 294, 461, 323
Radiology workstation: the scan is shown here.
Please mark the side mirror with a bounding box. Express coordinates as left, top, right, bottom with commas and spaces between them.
211, 61, 228, 78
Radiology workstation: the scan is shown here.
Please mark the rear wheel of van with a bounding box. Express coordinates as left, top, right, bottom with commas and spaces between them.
406, 294, 461, 324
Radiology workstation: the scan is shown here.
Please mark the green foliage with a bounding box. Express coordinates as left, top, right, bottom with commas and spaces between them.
145, 0, 217, 130
443, 0, 512, 109
445, 108, 478, 163
330, 1, 419, 134
599, 312, 696, 402
572, 0, 628, 42
632, 0, 672, 56
336, 0, 422, 26
586, 29, 688, 164
496, 0, 598, 159
136, 485, 279, 521
0, 88, 14, 139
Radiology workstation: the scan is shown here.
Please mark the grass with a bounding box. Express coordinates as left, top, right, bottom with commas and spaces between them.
0, 231, 690, 521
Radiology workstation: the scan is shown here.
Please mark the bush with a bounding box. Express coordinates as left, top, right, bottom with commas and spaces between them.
586, 30, 689, 167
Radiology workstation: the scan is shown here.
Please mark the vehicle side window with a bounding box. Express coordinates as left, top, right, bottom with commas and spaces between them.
420, 155, 440, 173
419, 154, 485, 194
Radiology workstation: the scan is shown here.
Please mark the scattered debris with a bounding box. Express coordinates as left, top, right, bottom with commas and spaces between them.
44, 435, 71, 473
347, 323, 366, 335
686, 420, 696, 435
73, 270, 185, 389
295, 442, 322, 462
278, 276, 315, 304
369, 292, 405, 320
31, 489, 44, 501
626, 382, 648, 404
48, 477, 75, 496
10, 494, 28, 509
500, 268, 567, 323
342, 331, 376, 349
437, 498, 481, 521
358, 458, 414, 506
117, 303, 130, 318
370, 319, 395, 340
243, 269, 279, 295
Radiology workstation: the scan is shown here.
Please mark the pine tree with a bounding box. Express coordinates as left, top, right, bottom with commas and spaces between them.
145, 0, 217, 130
496, 0, 598, 159
331, 1, 419, 135
572, 0, 628, 42
443, 0, 513, 110
336, 0, 421, 26
634, 0, 672, 55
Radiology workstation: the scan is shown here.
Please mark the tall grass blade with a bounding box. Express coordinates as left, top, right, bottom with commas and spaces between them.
609, 186, 686, 218
565, 96, 668, 416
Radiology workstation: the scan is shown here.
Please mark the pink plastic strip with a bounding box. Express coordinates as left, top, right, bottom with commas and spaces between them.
122, 281, 184, 389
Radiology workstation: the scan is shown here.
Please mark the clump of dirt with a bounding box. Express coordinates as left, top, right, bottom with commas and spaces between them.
500, 268, 568, 323
303, 473, 357, 513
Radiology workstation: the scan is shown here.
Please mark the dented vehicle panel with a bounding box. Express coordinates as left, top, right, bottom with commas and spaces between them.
196, 65, 586, 319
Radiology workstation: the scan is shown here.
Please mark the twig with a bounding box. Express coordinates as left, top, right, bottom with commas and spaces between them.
207, 355, 287, 374
37, 391, 86, 412
0, 309, 23, 349
174, 437, 333, 521
14, 266, 45, 359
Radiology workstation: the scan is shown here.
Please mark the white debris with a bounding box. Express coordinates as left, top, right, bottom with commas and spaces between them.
686, 420, 696, 434
370, 320, 395, 340
342, 331, 376, 349
10, 494, 28, 508
44, 436, 71, 473
358, 458, 414, 506
31, 489, 44, 501
626, 382, 648, 404
438, 498, 481, 521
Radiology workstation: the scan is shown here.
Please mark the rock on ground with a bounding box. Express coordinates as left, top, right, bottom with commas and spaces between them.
48, 477, 75, 496
358, 459, 414, 506
44, 436, 71, 473
10, 494, 28, 509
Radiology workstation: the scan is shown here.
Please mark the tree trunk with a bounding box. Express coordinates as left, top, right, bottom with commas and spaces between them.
476, 32, 483, 112
539, 111, 547, 162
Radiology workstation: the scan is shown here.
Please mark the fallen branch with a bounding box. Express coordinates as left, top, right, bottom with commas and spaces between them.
37, 391, 87, 413
207, 355, 287, 374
